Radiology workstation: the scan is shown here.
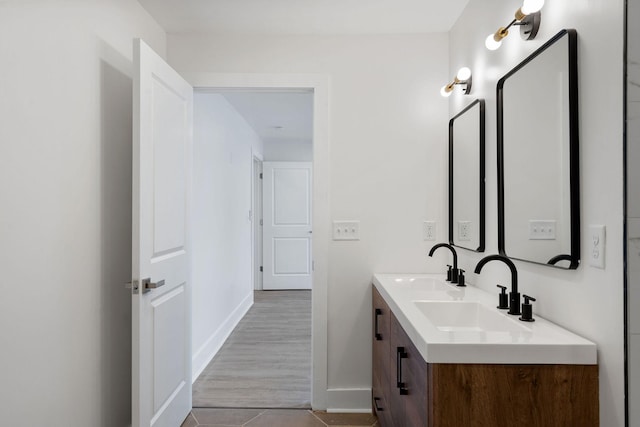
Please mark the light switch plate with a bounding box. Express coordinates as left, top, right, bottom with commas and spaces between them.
589, 225, 606, 269
333, 220, 360, 241
529, 220, 556, 240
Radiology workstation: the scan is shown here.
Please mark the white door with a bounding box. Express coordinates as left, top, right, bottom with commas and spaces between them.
262, 162, 313, 290
132, 39, 193, 427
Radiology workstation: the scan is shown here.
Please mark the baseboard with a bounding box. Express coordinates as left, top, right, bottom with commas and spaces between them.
191, 292, 253, 382
326, 388, 372, 413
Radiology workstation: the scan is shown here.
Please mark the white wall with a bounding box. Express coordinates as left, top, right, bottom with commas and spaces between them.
191, 92, 263, 378
168, 34, 450, 408
264, 140, 313, 161
448, 1, 625, 425
0, 1, 165, 425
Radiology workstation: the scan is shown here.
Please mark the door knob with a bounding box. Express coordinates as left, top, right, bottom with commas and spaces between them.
126, 278, 165, 294
142, 278, 165, 293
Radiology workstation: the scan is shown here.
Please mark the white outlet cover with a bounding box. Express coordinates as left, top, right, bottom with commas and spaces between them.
423, 221, 436, 241
589, 224, 605, 269
458, 221, 471, 241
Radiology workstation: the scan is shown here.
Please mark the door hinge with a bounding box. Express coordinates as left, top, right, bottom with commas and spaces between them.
260, 219, 263, 226
259, 173, 263, 179
260, 266, 263, 272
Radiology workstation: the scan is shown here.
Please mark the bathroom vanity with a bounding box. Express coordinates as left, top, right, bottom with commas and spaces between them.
372, 274, 598, 427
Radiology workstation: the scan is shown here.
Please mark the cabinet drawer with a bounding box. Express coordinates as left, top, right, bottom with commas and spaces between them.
373, 370, 397, 427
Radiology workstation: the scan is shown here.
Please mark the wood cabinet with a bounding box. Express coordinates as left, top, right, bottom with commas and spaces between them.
372, 286, 396, 427
372, 286, 599, 427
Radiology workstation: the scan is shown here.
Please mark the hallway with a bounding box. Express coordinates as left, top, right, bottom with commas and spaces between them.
193, 291, 312, 408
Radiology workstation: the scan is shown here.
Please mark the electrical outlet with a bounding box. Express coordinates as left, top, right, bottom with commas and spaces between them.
333, 220, 360, 241
589, 225, 605, 269
423, 221, 436, 241
529, 220, 556, 240
458, 221, 471, 241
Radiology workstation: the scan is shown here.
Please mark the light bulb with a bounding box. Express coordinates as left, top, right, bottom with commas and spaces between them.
521, 0, 544, 14
456, 67, 471, 81
485, 34, 502, 50
440, 85, 452, 97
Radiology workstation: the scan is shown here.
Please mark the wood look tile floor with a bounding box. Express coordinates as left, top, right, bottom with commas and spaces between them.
193, 291, 312, 408
181, 408, 378, 427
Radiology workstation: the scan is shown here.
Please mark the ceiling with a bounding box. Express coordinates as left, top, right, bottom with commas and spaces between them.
137, 0, 470, 35
154, 1, 469, 146
212, 90, 314, 145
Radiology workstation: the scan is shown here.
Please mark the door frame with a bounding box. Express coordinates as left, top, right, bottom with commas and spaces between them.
252, 151, 263, 291
183, 72, 330, 410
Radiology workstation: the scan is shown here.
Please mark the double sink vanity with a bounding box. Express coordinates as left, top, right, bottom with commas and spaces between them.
371, 273, 598, 426
371, 27, 598, 426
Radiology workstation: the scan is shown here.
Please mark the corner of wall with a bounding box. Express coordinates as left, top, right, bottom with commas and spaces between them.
191, 292, 253, 382
326, 388, 372, 413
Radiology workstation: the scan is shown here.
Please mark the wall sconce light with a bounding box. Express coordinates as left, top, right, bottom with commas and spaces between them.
440, 67, 472, 97
485, 0, 544, 51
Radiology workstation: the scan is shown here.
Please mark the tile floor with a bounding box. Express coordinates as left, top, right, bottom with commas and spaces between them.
181, 408, 378, 427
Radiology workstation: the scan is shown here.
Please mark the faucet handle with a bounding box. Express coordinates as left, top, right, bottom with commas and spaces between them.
496, 285, 509, 309
519, 294, 536, 322
457, 269, 466, 287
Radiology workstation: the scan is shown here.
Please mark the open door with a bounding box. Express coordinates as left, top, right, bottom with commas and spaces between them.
262, 161, 313, 290
132, 39, 193, 427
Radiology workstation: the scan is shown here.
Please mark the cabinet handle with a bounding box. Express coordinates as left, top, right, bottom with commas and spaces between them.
374, 308, 383, 340
373, 397, 384, 411
396, 347, 408, 395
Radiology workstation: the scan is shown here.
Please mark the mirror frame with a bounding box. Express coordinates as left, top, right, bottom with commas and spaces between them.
448, 99, 485, 252
497, 29, 580, 269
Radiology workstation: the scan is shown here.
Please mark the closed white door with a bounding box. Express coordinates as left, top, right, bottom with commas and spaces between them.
132, 39, 193, 427
263, 162, 313, 290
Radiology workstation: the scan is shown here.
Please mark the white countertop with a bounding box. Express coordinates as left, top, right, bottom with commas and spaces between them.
373, 273, 597, 365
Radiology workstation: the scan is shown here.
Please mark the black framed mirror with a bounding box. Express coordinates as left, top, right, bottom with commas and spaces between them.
497, 29, 579, 269
449, 99, 485, 252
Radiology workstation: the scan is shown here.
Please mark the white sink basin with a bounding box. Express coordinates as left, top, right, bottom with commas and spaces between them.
391, 277, 453, 291
413, 301, 528, 333
372, 273, 597, 364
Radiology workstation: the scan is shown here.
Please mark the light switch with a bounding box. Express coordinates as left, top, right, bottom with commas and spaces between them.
333, 220, 360, 241
529, 220, 556, 240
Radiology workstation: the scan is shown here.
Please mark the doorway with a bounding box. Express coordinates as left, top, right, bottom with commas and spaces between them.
253, 155, 263, 291
193, 85, 326, 409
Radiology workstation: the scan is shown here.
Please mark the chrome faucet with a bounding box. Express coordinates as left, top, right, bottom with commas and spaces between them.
474, 254, 521, 315
429, 243, 459, 283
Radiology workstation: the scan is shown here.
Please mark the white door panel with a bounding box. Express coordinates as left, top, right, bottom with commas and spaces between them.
133, 39, 193, 427
263, 162, 312, 290
273, 238, 311, 274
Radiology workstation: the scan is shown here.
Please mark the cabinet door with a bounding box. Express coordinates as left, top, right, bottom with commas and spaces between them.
402, 330, 429, 427
373, 287, 391, 384
373, 287, 396, 426
391, 312, 429, 427
389, 313, 406, 427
